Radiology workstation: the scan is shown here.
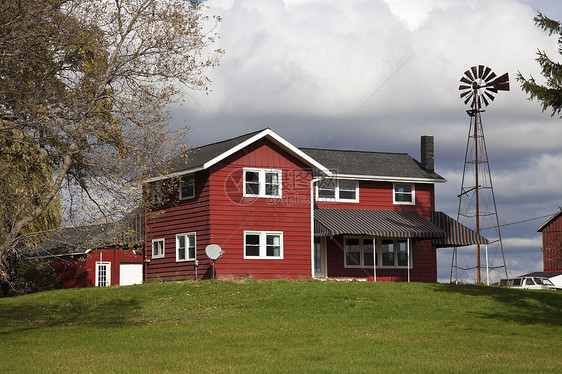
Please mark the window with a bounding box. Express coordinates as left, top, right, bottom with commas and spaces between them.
95, 262, 111, 287
344, 237, 411, 268
244, 231, 283, 259
176, 233, 196, 262
244, 169, 282, 198
394, 183, 415, 205
152, 239, 165, 259
344, 237, 375, 267
380, 239, 410, 268
179, 174, 195, 200
317, 179, 358, 202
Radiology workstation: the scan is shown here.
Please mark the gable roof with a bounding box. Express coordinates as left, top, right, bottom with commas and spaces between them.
537, 209, 562, 232
146, 128, 331, 182
147, 128, 445, 183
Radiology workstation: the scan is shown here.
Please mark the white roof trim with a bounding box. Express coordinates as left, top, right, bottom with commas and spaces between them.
147, 129, 333, 183
202, 129, 332, 175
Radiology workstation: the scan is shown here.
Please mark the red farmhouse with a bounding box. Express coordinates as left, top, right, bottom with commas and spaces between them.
144, 129, 485, 282
538, 209, 562, 272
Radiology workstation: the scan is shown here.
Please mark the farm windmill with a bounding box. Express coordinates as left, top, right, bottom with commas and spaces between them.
451, 65, 509, 284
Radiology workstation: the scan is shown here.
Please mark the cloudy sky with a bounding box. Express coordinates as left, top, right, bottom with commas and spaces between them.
174, 0, 562, 283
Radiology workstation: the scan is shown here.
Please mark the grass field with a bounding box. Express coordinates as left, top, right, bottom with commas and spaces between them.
0, 280, 561, 373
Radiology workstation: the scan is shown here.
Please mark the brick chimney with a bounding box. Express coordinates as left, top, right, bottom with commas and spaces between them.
421, 135, 434, 173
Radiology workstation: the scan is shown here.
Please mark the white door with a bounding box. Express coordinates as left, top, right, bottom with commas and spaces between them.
95, 262, 111, 287
119, 264, 143, 286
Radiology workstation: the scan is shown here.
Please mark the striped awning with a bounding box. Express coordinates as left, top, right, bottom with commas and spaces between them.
314, 208, 446, 238
430, 211, 489, 248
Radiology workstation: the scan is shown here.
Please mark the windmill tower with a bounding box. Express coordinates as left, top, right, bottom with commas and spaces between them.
451, 65, 509, 284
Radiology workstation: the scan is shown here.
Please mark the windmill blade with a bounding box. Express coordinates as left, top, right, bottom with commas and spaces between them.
460, 89, 472, 98
464, 69, 474, 81
485, 71, 497, 83
482, 94, 490, 106
488, 72, 510, 91
459, 84, 471, 91
484, 91, 495, 102
464, 91, 474, 105
486, 86, 498, 94
481, 66, 492, 81
460, 76, 473, 85
478, 65, 485, 78
471, 66, 479, 79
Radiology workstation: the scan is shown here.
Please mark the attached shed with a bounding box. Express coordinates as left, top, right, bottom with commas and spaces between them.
30, 213, 144, 288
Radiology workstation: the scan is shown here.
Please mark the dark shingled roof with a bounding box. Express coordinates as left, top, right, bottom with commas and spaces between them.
149, 128, 444, 181
29, 212, 144, 258
300, 148, 444, 180
150, 129, 264, 177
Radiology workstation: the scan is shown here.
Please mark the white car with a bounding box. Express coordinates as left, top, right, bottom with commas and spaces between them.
509, 276, 560, 290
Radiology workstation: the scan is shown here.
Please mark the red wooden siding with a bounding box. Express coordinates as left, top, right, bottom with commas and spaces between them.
316, 181, 435, 218
53, 249, 143, 288
145, 169, 213, 281
542, 214, 562, 272
209, 139, 313, 279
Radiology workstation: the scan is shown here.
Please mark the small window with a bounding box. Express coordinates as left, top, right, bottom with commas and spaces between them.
317, 179, 358, 202
318, 179, 336, 199
394, 183, 415, 205
244, 231, 283, 259
152, 239, 165, 259
176, 233, 196, 262
179, 174, 195, 200
344, 237, 411, 269
243, 169, 282, 198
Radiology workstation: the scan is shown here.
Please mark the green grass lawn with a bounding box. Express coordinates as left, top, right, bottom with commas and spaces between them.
1, 280, 561, 373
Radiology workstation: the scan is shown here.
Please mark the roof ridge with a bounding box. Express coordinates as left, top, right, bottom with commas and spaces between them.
300, 147, 408, 155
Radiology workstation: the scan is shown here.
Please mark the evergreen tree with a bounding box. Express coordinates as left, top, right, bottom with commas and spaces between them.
517, 13, 562, 118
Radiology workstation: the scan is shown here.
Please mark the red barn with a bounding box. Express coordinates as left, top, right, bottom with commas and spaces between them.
144, 128, 485, 282
30, 213, 144, 288
538, 209, 562, 272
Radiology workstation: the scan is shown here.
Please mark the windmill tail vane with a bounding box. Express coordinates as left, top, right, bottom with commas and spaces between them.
459, 65, 509, 109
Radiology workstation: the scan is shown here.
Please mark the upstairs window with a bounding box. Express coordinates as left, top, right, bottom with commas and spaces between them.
317, 179, 358, 202
243, 169, 282, 198
393, 183, 415, 205
179, 174, 195, 200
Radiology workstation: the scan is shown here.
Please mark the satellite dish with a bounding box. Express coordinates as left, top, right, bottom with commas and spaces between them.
205, 244, 224, 279
205, 244, 224, 260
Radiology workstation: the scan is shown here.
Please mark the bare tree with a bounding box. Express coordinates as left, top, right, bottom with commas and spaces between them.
0, 0, 222, 280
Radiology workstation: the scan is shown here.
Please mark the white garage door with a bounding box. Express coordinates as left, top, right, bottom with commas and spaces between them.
119, 264, 143, 286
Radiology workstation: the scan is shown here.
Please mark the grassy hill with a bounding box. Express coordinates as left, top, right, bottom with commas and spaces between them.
1, 280, 561, 373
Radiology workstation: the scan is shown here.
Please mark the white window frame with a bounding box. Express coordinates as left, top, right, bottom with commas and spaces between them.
393, 183, 415, 205
95, 261, 111, 287
152, 238, 165, 259
244, 231, 284, 259
343, 236, 412, 269
316, 179, 359, 202
243, 168, 282, 198
179, 174, 195, 200
176, 232, 196, 262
